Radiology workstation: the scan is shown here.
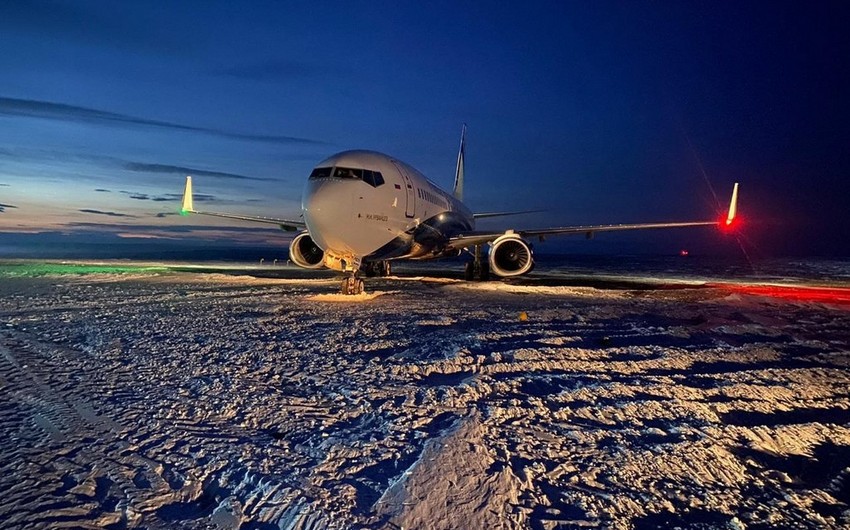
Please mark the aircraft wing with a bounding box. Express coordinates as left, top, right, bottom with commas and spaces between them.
180, 176, 305, 231
448, 183, 739, 250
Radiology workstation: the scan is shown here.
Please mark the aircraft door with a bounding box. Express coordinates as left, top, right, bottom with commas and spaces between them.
391, 161, 416, 218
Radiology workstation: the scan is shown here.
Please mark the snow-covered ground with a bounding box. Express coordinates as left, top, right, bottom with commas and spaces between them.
1, 262, 849, 529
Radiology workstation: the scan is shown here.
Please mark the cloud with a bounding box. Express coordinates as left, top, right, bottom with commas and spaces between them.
0, 2, 184, 54
0, 183, 10, 187
94, 188, 111, 192
0, 147, 277, 183
0, 203, 18, 213
66, 222, 280, 235
120, 191, 216, 202
78, 209, 136, 218
0, 97, 324, 146
123, 161, 272, 182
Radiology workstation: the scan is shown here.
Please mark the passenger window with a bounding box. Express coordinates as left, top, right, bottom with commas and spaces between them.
309, 167, 332, 179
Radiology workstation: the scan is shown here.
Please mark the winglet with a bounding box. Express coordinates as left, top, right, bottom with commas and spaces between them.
724, 182, 739, 226
453, 123, 466, 202
181, 176, 194, 215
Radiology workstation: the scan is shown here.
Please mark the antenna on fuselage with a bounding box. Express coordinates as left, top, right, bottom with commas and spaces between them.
453, 123, 466, 202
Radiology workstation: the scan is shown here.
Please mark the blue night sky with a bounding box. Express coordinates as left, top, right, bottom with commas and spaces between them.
0, 1, 848, 257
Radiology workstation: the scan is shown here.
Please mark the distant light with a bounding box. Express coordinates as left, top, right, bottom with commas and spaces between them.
679, 249, 689, 257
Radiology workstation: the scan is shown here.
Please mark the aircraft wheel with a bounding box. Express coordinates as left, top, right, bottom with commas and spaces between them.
341, 276, 363, 295
464, 262, 475, 281
381, 261, 392, 277
479, 262, 491, 281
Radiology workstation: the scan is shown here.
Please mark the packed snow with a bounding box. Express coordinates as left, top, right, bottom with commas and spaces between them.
0, 261, 848, 529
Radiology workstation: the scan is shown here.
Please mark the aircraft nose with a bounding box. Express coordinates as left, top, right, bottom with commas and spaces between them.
303, 179, 353, 250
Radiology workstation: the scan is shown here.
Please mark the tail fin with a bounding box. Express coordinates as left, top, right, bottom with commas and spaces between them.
725, 182, 739, 226
181, 176, 194, 215
453, 124, 466, 202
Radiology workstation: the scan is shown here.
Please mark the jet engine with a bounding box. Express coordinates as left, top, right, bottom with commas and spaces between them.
488, 233, 534, 277
288, 232, 325, 269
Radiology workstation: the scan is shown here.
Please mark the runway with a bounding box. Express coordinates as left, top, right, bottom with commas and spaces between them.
1, 261, 848, 529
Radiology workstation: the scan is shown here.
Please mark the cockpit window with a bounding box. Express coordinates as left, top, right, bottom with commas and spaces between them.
309, 167, 332, 179
333, 167, 363, 180
363, 170, 385, 187
329, 166, 385, 187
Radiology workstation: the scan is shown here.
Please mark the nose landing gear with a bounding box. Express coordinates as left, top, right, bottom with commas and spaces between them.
341, 274, 365, 295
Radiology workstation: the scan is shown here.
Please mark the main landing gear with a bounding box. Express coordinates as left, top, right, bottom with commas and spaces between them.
362, 261, 392, 277
464, 244, 490, 281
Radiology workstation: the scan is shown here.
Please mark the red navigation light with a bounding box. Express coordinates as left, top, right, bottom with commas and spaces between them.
679, 249, 689, 257
720, 214, 741, 232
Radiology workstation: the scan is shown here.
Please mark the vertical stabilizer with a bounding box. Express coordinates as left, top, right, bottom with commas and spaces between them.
181, 176, 194, 214
453, 124, 466, 202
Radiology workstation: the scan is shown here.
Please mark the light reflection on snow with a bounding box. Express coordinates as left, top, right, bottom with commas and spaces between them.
0, 260, 848, 529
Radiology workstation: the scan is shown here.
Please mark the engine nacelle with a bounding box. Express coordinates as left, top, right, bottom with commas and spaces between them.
288, 232, 325, 269
488, 234, 534, 277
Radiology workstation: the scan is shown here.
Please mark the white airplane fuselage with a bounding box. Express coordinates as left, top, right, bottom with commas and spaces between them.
301, 150, 473, 271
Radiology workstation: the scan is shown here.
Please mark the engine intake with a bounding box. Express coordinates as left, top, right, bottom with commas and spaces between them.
489, 234, 534, 277
289, 232, 325, 269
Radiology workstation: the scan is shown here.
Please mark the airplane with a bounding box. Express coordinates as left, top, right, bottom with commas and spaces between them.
180, 125, 740, 294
